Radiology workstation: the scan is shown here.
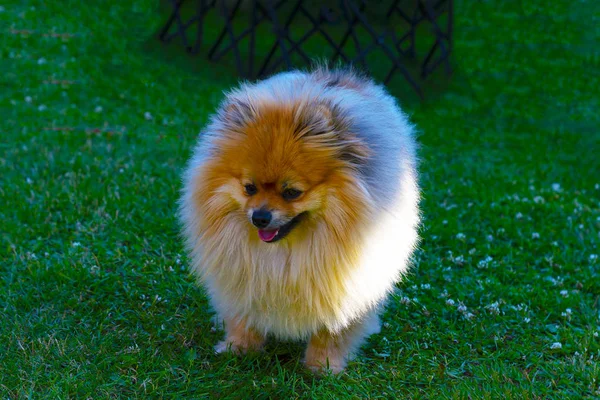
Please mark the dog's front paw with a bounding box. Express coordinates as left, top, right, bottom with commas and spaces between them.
215, 340, 241, 354
214, 335, 264, 355
304, 346, 347, 374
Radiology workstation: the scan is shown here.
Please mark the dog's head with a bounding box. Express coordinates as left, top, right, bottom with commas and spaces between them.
194, 96, 371, 244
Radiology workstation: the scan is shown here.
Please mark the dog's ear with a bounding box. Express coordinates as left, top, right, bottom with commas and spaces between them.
298, 101, 371, 167
220, 98, 256, 129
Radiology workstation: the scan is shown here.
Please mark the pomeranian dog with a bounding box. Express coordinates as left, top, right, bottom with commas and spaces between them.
179, 67, 420, 373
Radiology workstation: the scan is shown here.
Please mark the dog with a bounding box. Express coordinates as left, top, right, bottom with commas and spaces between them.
179, 67, 420, 373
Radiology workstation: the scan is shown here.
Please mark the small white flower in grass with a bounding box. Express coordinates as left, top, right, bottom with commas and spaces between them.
566, 308, 572, 315
446, 299, 455, 306
560, 290, 569, 297
486, 235, 494, 242
38, 105, 47, 111
72, 242, 81, 247
595, 184, 599, 190
524, 317, 531, 323
552, 183, 562, 192
44, 252, 49, 257
456, 233, 466, 240
469, 248, 476, 255
26, 177, 32, 184
516, 212, 523, 219
552, 241, 559, 247
453, 255, 465, 265
532, 232, 540, 239
144, 111, 153, 120
421, 284, 431, 290
457, 304, 468, 313
25, 96, 32, 103
534, 196, 544, 204
486, 301, 500, 315
442, 220, 448, 225
594, 332, 598, 337
400, 296, 411, 305
550, 342, 562, 349
590, 254, 598, 263
464, 312, 475, 320
478, 256, 493, 269
94, 106, 103, 113
119, 168, 124, 173
37, 57, 47, 65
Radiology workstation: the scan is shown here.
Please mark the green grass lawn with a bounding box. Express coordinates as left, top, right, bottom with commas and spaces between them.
1, 0, 599, 398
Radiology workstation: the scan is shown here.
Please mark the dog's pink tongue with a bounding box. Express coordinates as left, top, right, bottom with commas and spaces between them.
258, 229, 278, 242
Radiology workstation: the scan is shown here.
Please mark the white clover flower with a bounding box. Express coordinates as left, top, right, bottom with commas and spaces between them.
552, 183, 561, 192
26, 177, 33, 184
25, 96, 32, 103
38, 57, 47, 65
446, 299, 455, 306
72, 242, 81, 247
464, 312, 475, 320
560, 290, 569, 297
590, 254, 598, 263
532, 232, 540, 239
550, 342, 562, 349
486, 235, 494, 242
144, 111, 153, 120
486, 301, 500, 314
95, 106, 103, 113
421, 284, 431, 290
533, 196, 544, 204
524, 317, 531, 323
400, 296, 411, 305
516, 212, 523, 219
478, 256, 493, 269
38, 105, 47, 111
456, 233, 466, 240
594, 332, 598, 337
453, 255, 465, 265
442, 220, 448, 225
457, 304, 468, 313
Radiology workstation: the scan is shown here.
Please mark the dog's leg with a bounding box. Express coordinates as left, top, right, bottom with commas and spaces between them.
214, 317, 266, 354
304, 310, 380, 374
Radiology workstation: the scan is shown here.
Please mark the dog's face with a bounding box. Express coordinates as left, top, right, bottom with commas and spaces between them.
199, 100, 369, 244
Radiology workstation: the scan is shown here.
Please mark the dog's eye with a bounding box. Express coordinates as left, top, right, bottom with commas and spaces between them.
244, 184, 258, 196
282, 188, 302, 201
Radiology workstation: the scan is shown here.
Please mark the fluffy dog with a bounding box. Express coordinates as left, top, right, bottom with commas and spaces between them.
179, 67, 420, 373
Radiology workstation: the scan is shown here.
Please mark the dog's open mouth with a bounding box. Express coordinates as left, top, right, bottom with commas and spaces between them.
258, 212, 307, 243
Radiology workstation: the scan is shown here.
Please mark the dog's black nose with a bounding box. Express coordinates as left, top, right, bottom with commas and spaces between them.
252, 209, 272, 228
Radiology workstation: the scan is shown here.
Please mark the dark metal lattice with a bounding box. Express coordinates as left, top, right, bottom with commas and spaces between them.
159, 0, 453, 97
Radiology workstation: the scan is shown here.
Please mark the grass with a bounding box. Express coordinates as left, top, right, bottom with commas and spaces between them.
1, 0, 599, 398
